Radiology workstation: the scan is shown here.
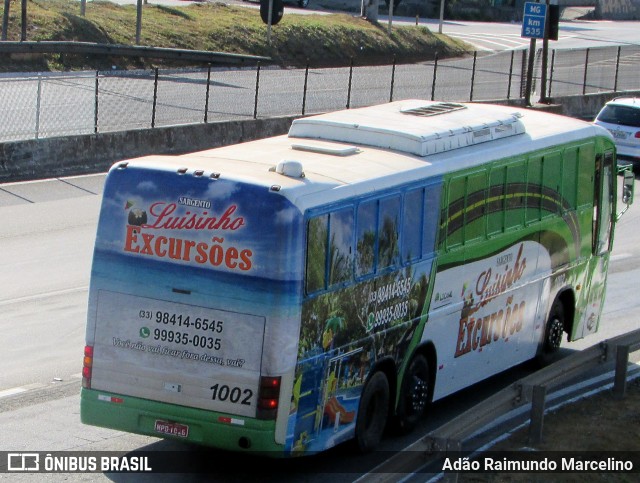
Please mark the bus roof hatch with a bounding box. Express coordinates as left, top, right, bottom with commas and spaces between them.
288, 100, 526, 157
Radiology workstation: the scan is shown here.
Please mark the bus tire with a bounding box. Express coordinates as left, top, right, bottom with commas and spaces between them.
536, 298, 565, 366
355, 371, 389, 453
396, 354, 430, 433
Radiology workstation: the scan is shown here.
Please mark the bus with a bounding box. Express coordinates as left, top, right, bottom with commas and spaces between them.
81, 100, 633, 456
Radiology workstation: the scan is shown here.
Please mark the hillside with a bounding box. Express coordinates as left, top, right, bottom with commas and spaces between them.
0, 0, 470, 72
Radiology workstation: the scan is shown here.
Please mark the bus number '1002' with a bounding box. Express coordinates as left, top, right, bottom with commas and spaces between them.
210, 383, 252, 405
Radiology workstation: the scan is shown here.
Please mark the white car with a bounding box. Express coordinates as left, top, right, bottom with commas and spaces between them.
594, 97, 640, 169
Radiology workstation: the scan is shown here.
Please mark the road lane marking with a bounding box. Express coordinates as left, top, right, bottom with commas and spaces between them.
0, 286, 88, 307
0, 388, 27, 399
0, 186, 34, 203
610, 253, 633, 261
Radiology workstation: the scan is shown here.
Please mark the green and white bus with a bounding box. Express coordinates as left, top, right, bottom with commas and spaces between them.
81, 100, 633, 455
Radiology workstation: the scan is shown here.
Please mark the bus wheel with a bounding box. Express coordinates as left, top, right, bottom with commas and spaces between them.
537, 299, 565, 366
355, 371, 389, 453
396, 354, 430, 433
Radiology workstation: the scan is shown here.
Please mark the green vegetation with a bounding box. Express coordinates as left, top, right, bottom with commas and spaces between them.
0, 0, 470, 71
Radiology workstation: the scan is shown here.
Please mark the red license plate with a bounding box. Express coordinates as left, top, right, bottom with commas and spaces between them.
154, 420, 189, 438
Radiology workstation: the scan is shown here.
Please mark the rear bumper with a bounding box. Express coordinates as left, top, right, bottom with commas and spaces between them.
617, 144, 640, 162
618, 153, 640, 164
80, 388, 283, 455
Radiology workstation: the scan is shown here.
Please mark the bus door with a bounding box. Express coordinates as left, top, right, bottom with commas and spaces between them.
578, 151, 615, 338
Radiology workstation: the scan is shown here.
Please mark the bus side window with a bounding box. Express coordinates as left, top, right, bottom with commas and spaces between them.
506, 161, 526, 230
402, 188, 423, 263
465, 171, 487, 244
446, 176, 466, 249
526, 156, 543, 225
542, 152, 562, 219
577, 143, 596, 208
328, 208, 354, 286
423, 183, 442, 257
356, 200, 377, 278
562, 148, 578, 212
488, 166, 506, 236
306, 214, 329, 294
378, 196, 401, 270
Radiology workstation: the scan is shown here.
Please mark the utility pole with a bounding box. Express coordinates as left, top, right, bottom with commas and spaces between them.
2, 0, 10, 41
136, 0, 142, 45
539, 0, 559, 103
524, 37, 536, 107
539, 0, 550, 103
21, 0, 27, 41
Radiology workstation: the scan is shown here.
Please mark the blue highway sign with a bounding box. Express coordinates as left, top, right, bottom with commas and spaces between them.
521, 2, 547, 39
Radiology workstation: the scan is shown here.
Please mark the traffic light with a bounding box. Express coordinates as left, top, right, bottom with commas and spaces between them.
260, 0, 284, 26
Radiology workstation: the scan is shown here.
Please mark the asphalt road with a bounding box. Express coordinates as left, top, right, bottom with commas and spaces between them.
1, 3, 639, 480
1, 172, 640, 480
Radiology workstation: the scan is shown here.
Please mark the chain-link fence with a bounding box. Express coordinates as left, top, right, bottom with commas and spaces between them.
1, 45, 639, 143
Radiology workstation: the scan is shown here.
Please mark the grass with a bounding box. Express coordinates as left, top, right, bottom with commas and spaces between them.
0, 0, 471, 71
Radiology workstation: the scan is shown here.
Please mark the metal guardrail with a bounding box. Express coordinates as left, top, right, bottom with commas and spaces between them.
366, 328, 640, 480
0, 41, 270, 64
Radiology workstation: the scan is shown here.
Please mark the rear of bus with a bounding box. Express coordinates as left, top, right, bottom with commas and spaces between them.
81, 157, 304, 454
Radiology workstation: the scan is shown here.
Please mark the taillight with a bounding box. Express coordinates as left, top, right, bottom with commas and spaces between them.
635, 131, 640, 139
82, 345, 94, 389
256, 376, 281, 420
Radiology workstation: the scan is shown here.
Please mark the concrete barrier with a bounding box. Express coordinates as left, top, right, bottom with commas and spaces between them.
1, 90, 639, 183
0, 116, 296, 183
597, 0, 640, 20
549, 90, 640, 120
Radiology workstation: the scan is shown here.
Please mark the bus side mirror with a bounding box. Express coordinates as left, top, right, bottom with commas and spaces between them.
623, 170, 634, 205
618, 169, 635, 221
